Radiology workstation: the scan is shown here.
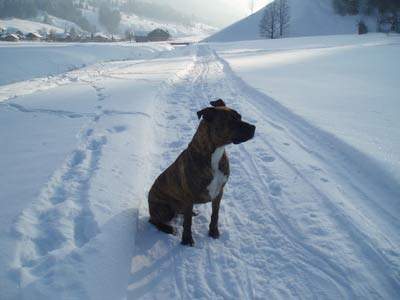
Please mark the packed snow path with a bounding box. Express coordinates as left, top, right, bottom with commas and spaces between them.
0, 42, 399, 299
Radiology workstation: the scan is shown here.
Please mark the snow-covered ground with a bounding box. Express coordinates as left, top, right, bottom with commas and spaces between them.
0, 42, 172, 86
0, 33, 399, 299
206, 0, 377, 42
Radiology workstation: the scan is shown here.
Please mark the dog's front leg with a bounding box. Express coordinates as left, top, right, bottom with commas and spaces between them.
209, 192, 222, 239
181, 203, 194, 246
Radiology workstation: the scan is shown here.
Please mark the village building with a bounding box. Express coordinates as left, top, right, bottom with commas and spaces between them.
147, 28, 170, 42
93, 33, 110, 42
26, 32, 42, 41
3, 34, 19, 42
15, 30, 24, 39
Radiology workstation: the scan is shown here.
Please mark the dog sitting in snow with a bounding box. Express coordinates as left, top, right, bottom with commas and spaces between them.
148, 99, 256, 246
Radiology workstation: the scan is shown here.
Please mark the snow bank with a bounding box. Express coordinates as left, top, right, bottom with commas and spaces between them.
205, 0, 377, 42
0, 42, 172, 86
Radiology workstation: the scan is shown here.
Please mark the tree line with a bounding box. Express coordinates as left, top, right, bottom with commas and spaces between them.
259, 0, 290, 39
0, 0, 95, 32
333, 0, 400, 16
332, 0, 400, 32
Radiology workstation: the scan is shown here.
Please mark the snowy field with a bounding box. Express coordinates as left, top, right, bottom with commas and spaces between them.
0, 34, 399, 299
0, 42, 173, 86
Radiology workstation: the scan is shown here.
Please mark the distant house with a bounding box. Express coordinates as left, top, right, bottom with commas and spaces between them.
4, 34, 19, 42
147, 29, 170, 42
54, 32, 71, 42
15, 30, 24, 39
93, 33, 110, 42
26, 32, 42, 41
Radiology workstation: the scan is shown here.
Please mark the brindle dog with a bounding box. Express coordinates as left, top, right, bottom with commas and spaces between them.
148, 99, 256, 246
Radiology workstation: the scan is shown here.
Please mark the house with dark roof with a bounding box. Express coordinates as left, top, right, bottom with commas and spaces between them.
147, 29, 170, 42
26, 32, 42, 41
3, 34, 19, 42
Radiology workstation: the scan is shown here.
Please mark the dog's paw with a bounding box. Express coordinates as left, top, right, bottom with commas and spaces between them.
208, 228, 220, 239
181, 235, 195, 247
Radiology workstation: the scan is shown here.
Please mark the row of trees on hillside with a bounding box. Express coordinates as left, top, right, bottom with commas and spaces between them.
333, 0, 400, 16
99, 2, 121, 33
332, 0, 400, 32
259, 0, 290, 39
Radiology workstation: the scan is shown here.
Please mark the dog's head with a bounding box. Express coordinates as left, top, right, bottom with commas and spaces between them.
197, 99, 256, 147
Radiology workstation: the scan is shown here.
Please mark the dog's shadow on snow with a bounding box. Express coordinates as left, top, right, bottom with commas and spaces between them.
127, 210, 227, 298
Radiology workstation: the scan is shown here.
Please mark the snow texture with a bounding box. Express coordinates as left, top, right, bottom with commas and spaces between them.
0, 33, 399, 299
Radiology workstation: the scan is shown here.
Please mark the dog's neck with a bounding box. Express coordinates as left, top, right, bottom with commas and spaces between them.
188, 121, 218, 158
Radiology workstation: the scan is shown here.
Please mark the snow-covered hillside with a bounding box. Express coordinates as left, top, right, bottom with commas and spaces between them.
0, 33, 399, 299
82, 8, 215, 41
205, 0, 377, 42
1, 10, 215, 42
0, 18, 65, 34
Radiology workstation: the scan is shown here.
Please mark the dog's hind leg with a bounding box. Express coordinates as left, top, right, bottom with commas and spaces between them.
148, 201, 176, 235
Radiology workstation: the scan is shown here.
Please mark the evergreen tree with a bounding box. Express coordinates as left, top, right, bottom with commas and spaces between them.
99, 2, 121, 34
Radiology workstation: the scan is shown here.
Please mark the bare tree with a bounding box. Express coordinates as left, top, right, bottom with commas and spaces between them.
277, 0, 290, 37
259, 0, 290, 39
259, 1, 278, 39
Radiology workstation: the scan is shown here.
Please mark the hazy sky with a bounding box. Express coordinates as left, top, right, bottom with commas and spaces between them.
156, 0, 273, 27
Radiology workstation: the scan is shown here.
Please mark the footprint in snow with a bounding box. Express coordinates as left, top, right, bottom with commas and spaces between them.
107, 125, 127, 133
258, 152, 276, 163
70, 150, 86, 167
269, 181, 282, 197
49, 186, 67, 205
168, 140, 184, 149
85, 128, 94, 137
88, 136, 107, 150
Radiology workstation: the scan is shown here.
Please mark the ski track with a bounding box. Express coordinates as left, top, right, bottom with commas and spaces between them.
128, 45, 399, 299
6, 43, 399, 299
8, 65, 152, 297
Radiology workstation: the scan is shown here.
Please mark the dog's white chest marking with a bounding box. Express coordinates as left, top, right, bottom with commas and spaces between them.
207, 147, 228, 200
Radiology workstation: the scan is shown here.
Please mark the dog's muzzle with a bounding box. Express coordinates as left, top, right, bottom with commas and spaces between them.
232, 122, 256, 144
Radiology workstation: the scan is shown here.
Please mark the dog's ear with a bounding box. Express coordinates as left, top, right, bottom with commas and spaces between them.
197, 107, 216, 122
210, 99, 226, 107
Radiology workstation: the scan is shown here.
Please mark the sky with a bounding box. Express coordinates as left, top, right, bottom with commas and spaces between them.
156, 0, 273, 27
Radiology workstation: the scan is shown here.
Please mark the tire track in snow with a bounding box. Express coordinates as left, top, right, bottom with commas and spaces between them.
211, 47, 400, 297
128, 44, 399, 299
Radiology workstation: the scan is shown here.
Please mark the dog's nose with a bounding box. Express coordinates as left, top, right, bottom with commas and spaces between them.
250, 125, 256, 135
248, 124, 256, 138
